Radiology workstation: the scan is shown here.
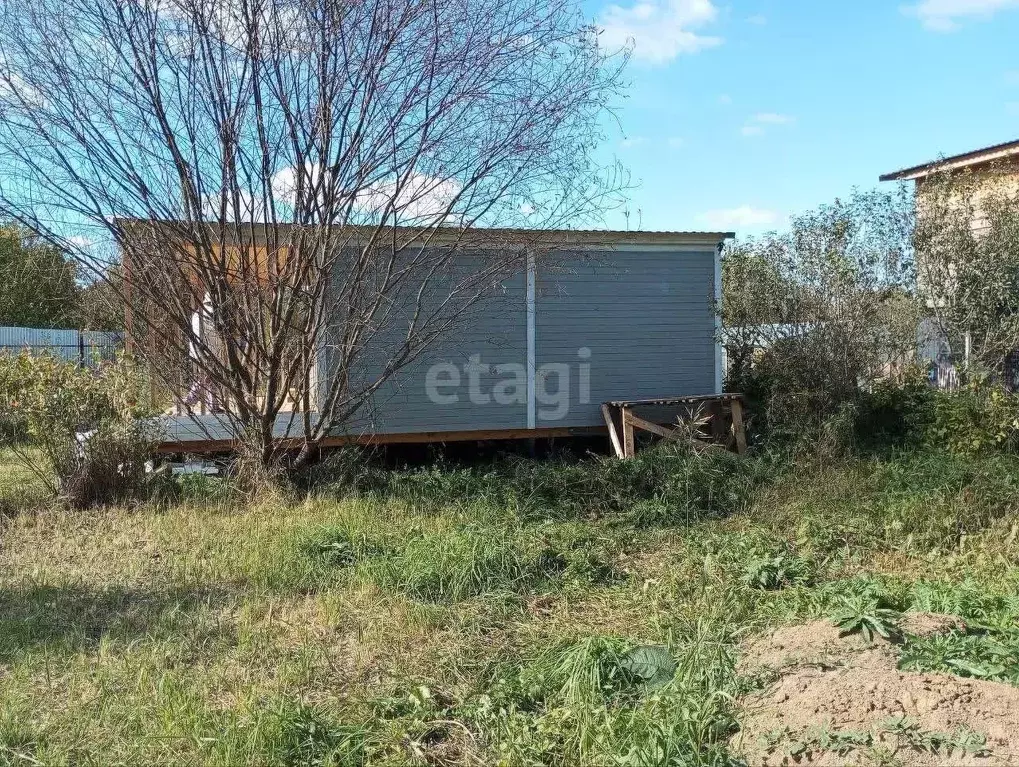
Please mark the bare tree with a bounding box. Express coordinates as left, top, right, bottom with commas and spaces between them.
0, 0, 628, 465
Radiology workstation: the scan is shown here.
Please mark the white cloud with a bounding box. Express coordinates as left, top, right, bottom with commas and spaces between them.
270, 162, 333, 206
519, 202, 536, 216
201, 189, 266, 222
746, 13, 767, 24
0, 71, 47, 109
620, 136, 646, 148
753, 112, 795, 125
741, 112, 795, 137
906, 0, 1019, 31
67, 235, 94, 250
718, 94, 733, 105
597, 0, 722, 65
1006, 70, 1019, 85
202, 166, 462, 224
697, 206, 780, 230
355, 172, 462, 223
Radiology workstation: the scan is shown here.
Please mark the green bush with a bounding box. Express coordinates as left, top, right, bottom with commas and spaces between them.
0, 351, 156, 508
926, 384, 1019, 454
740, 367, 1019, 457
854, 376, 935, 451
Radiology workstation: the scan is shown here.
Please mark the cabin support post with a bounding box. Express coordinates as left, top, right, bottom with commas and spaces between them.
621, 406, 636, 458
602, 394, 747, 459
601, 403, 625, 459
730, 398, 747, 454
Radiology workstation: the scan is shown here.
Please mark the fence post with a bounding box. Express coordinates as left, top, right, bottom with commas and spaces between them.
78, 331, 85, 367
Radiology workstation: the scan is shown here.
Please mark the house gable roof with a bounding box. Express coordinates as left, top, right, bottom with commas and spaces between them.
879, 138, 1019, 182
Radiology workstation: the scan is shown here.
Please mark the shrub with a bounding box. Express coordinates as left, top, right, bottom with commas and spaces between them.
854, 375, 935, 451
721, 189, 919, 445
925, 383, 1019, 454
0, 351, 156, 508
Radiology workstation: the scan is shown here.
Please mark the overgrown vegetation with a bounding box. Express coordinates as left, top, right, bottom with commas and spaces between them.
0, 352, 156, 508
1, 438, 1019, 765
2, 172, 1019, 762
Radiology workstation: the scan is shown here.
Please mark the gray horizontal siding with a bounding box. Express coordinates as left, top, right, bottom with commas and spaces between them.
534, 249, 716, 428
341, 258, 528, 434
160, 246, 719, 443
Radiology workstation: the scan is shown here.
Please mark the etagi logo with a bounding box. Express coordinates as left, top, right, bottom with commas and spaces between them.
425, 347, 591, 421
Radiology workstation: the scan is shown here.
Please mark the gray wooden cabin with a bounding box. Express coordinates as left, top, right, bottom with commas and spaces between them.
152, 228, 731, 450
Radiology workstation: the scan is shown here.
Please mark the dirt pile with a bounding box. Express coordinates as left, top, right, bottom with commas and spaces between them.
734, 616, 1019, 766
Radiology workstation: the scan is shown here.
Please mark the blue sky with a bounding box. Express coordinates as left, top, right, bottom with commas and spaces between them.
588, 0, 1019, 234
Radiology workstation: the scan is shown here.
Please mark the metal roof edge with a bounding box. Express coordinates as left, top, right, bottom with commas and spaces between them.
113, 218, 734, 247
879, 138, 1019, 182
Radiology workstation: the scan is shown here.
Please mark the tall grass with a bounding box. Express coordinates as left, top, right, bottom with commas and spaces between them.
3, 445, 1019, 764
312, 442, 781, 526
470, 598, 743, 766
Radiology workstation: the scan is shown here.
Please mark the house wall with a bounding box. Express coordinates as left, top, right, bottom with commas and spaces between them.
340, 244, 720, 434
915, 157, 1019, 237
341, 261, 529, 434
533, 248, 717, 428
157, 240, 723, 444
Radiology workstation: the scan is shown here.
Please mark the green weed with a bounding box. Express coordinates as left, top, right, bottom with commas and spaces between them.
269, 702, 371, 767
830, 598, 902, 643
899, 629, 1019, 684
742, 550, 814, 590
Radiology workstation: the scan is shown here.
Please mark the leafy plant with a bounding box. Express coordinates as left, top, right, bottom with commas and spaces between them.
881, 715, 990, 758
831, 598, 902, 643
742, 551, 813, 590
618, 645, 677, 693
0, 351, 156, 507
899, 629, 1019, 684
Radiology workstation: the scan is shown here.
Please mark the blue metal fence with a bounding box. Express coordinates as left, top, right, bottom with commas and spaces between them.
0, 326, 122, 366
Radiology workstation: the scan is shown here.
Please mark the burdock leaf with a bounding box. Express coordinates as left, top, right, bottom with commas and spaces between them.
619, 645, 676, 692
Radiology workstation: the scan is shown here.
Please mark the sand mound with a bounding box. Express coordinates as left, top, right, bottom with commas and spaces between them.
900, 611, 968, 639
734, 618, 1019, 766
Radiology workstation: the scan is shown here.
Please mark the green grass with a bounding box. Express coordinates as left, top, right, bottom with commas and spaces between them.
1, 445, 1019, 764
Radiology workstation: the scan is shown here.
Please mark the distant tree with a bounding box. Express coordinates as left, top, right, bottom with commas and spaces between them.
721, 187, 920, 438
78, 267, 124, 332
0, 224, 79, 328
913, 166, 1019, 381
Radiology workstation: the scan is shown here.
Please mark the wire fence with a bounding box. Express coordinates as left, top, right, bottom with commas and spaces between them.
0, 326, 122, 367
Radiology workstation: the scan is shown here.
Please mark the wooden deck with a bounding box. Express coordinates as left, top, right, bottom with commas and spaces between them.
152, 412, 606, 454
152, 394, 746, 456
600, 394, 747, 458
